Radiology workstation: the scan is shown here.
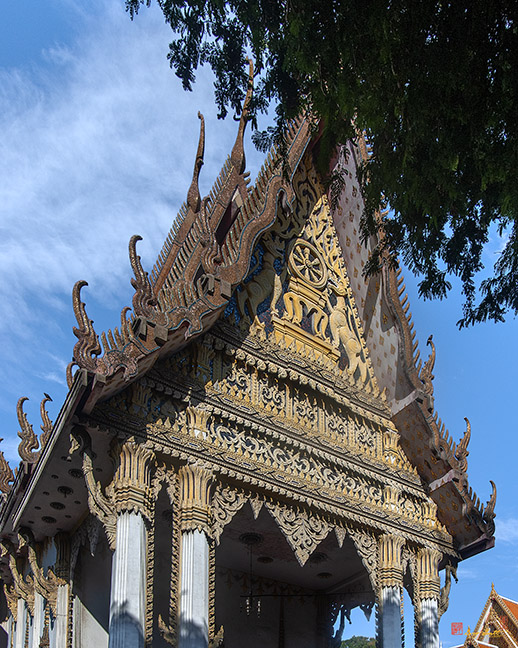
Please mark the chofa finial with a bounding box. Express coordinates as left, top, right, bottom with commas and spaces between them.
0, 439, 14, 496
39, 394, 53, 449
129, 235, 157, 318
455, 417, 471, 473
420, 334, 436, 396
186, 112, 205, 213
71, 280, 101, 372
483, 480, 497, 536
231, 59, 254, 174
17, 397, 40, 464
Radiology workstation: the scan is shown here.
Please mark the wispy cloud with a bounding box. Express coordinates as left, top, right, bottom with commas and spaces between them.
495, 518, 518, 544
0, 0, 266, 461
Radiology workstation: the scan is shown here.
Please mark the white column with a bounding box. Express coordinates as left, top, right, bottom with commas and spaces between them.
178, 530, 210, 648
108, 511, 147, 648
420, 598, 439, 648
415, 548, 441, 648
14, 599, 27, 648
55, 584, 70, 648
3, 616, 13, 648
31, 592, 44, 648
381, 586, 403, 648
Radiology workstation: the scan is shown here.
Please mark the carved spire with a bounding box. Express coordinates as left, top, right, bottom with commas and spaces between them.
231, 59, 254, 174
17, 397, 40, 464
39, 394, 53, 449
0, 441, 14, 495
455, 417, 471, 473
420, 334, 436, 396
186, 112, 205, 213
129, 235, 157, 318
71, 280, 101, 372
483, 480, 497, 536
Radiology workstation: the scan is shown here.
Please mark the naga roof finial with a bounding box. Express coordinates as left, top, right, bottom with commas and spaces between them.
455, 417, 471, 473
0, 440, 14, 495
231, 59, 254, 174
71, 280, 101, 372
39, 394, 53, 449
420, 334, 436, 396
129, 235, 157, 318
186, 112, 205, 214
17, 397, 40, 464
483, 480, 497, 536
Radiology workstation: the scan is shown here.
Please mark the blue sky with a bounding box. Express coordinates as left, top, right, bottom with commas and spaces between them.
1, 1, 516, 644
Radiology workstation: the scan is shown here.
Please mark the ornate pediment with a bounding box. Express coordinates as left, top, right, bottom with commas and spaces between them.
231, 155, 381, 398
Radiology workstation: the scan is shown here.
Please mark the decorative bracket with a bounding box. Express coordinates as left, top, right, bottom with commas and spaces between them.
69, 425, 117, 550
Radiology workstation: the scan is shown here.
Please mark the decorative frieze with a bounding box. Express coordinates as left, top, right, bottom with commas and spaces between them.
265, 502, 332, 566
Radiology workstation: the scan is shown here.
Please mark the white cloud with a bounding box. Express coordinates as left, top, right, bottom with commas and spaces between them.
495, 518, 518, 544
0, 0, 267, 462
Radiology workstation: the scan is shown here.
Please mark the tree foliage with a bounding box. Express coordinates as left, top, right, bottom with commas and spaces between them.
341, 636, 376, 648
127, 0, 518, 326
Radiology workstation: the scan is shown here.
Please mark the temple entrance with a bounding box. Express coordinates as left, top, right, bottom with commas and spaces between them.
215, 501, 375, 648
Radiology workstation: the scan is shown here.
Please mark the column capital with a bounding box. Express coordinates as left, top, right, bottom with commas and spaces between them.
416, 547, 442, 601
378, 534, 405, 589
111, 438, 156, 522
178, 463, 213, 534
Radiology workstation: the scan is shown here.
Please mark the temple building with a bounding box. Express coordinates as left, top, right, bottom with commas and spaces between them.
453, 586, 518, 648
0, 74, 496, 648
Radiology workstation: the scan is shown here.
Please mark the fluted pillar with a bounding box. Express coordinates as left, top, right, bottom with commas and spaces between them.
108, 440, 155, 648
378, 534, 405, 648
53, 533, 71, 648
178, 463, 213, 648
15, 599, 27, 648
31, 592, 45, 648
415, 548, 441, 648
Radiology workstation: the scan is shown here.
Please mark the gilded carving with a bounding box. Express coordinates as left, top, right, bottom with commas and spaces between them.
0, 540, 35, 615
415, 547, 442, 601
348, 529, 378, 593
211, 485, 248, 544
186, 406, 211, 438
378, 534, 405, 589
438, 564, 458, 620
178, 463, 213, 534
18, 529, 63, 615
111, 438, 156, 522
265, 502, 331, 566
69, 426, 117, 550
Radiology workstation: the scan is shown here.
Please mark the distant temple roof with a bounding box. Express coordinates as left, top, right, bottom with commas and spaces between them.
453, 585, 518, 648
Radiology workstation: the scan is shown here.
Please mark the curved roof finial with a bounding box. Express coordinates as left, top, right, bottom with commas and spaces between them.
39, 394, 53, 449
483, 480, 497, 535
420, 334, 436, 396
187, 112, 205, 213
231, 59, 254, 174
17, 397, 40, 464
72, 280, 101, 372
129, 235, 157, 318
0, 440, 14, 495
455, 417, 471, 472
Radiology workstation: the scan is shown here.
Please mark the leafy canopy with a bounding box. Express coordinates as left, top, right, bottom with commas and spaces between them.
341, 636, 376, 648
127, 0, 518, 326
